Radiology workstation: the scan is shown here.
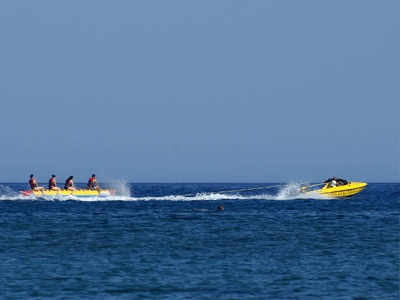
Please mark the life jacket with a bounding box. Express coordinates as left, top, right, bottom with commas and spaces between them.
88, 177, 95, 187
29, 179, 36, 189
49, 178, 55, 189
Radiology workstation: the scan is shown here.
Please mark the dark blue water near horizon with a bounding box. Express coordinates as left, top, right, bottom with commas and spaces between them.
0, 183, 398, 299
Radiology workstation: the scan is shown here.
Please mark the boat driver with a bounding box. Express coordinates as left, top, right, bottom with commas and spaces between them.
331, 177, 337, 187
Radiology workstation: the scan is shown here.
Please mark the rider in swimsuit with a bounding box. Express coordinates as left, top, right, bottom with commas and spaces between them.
87, 174, 100, 191
29, 174, 44, 193
48, 175, 60, 191
64, 176, 77, 191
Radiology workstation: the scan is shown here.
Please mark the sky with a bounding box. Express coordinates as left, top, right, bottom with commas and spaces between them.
0, 1, 399, 183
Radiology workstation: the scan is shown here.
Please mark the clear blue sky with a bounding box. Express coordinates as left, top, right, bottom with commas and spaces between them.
1, 1, 399, 183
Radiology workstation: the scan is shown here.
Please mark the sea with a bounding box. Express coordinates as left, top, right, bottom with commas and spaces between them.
0, 182, 398, 299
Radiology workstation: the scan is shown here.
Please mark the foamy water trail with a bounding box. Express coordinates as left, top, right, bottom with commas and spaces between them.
0, 183, 331, 202
0, 185, 28, 201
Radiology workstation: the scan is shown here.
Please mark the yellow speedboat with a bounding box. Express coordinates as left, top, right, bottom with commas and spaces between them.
316, 182, 367, 197
20, 189, 117, 197
301, 181, 367, 198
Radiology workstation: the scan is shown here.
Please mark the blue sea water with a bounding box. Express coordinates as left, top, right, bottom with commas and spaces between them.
0, 182, 398, 299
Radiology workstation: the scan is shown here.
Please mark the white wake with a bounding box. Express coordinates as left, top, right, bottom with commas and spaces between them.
0, 183, 330, 202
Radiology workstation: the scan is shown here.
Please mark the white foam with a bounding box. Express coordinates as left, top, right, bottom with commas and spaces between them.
0, 183, 331, 202
106, 180, 131, 197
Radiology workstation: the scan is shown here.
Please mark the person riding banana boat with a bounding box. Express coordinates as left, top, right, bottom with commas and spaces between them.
28, 174, 45, 194
64, 176, 77, 192
87, 174, 100, 191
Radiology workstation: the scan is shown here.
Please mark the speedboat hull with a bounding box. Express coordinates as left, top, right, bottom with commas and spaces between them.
315, 182, 367, 197
20, 189, 117, 197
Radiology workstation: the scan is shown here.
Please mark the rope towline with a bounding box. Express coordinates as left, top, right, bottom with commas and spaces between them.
181, 183, 310, 197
